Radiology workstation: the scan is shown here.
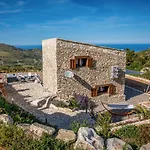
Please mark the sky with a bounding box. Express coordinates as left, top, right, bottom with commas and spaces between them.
0, 0, 150, 45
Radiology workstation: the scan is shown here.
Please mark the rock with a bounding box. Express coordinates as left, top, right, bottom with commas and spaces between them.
74, 127, 104, 150
140, 143, 150, 150
106, 138, 133, 150
56, 129, 76, 143
0, 114, 14, 124
30, 122, 55, 137
17, 123, 30, 131
0, 147, 6, 150
17, 123, 34, 137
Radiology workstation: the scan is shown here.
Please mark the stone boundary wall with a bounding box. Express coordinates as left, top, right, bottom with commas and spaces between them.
111, 119, 150, 132
126, 74, 150, 84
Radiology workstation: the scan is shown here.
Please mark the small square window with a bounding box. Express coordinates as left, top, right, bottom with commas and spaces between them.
76, 58, 87, 67
70, 56, 93, 69
97, 86, 109, 95
91, 84, 116, 97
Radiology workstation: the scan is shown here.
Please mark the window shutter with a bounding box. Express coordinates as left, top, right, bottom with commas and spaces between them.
88, 57, 93, 68
91, 88, 97, 97
109, 84, 115, 95
70, 59, 76, 69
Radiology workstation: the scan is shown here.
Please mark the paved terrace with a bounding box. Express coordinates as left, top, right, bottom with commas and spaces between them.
6, 82, 150, 129
6, 82, 94, 129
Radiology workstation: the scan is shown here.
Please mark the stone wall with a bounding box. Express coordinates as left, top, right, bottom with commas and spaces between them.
56, 39, 126, 103
42, 38, 57, 94
42, 38, 126, 103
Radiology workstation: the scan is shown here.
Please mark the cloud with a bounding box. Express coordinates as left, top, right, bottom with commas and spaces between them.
0, 9, 22, 14
17, 1, 25, 6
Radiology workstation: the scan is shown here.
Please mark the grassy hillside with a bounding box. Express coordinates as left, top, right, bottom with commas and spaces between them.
126, 48, 150, 71
0, 43, 42, 72
126, 48, 150, 79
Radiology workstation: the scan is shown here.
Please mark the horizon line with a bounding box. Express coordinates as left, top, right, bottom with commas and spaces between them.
14, 43, 150, 46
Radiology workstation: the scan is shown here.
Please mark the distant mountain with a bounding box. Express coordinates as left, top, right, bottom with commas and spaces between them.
0, 43, 42, 72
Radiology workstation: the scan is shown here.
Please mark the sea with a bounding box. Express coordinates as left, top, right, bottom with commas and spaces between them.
15, 44, 150, 52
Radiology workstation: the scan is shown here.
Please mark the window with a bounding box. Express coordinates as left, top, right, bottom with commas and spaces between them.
91, 84, 115, 97
70, 56, 93, 69
76, 58, 88, 67
97, 86, 109, 95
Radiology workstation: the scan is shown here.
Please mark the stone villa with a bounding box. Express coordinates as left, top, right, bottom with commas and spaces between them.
42, 38, 126, 103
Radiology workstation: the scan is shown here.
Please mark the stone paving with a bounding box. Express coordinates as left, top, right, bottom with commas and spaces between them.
5, 82, 150, 129
6, 82, 94, 129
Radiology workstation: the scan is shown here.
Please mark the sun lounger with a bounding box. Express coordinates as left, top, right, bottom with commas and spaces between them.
101, 102, 135, 116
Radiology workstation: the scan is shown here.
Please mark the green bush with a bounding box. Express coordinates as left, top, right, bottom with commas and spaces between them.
0, 96, 36, 124
96, 111, 112, 139
0, 123, 69, 150
0, 123, 30, 150
135, 105, 150, 120
140, 71, 150, 80
114, 125, 139, 139
136, 124, 150, 147
70, 120, 90, 134
51, 100, 68, 108
114, 124, 150, 149
68, 98, 80, 109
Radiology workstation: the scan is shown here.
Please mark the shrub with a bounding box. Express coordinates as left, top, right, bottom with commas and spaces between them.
135, 105, 150, 120
69, 94, 91, 111
136, 124, 150, 147
70, 120, 90, 134
0, 123, 30, 150
96, 111, 112, 138
51, 100, 68, 108
114, 125, 139, 139
114, 124, 150, 149
0, 96, 36, 124
0, 123, 68, 150
68, 98, 80, 109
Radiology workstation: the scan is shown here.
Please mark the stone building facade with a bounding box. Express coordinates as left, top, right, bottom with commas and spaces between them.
42, 38, 126, 103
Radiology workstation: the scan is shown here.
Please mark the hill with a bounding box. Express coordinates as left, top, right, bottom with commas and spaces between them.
0, 43, 42, 72
126, 48, 150, 79
126, 48, 150, 71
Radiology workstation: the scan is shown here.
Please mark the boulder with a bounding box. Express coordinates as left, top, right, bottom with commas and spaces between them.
0, 114, 14, 124
17, 123, 34, 137
17, 123, 31, 133
140, 143, 150, 150
56, 129, 76, 143
17, 123, 30, 131
106, 138, 133, 150
0, 147, 6, 150
74, 127, 104, 150
30, 122, 55, 137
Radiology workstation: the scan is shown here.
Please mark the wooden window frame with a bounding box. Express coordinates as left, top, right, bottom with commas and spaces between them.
96, 85, 110, 95
70, 56, 93, 69
91, 84, 115, 97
